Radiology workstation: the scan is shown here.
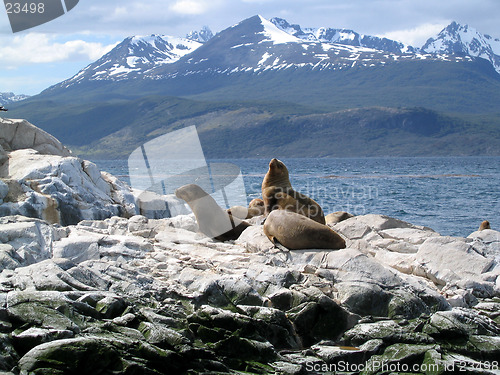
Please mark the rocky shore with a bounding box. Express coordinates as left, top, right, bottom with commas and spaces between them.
0, 118, 499, 374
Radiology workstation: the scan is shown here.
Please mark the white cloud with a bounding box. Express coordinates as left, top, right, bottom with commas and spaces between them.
378, 23, 448, 47
170, 0, 210, 15
0, 33, 116, 67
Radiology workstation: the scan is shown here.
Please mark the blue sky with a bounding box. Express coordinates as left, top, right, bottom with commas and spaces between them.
1, 0, 499, 96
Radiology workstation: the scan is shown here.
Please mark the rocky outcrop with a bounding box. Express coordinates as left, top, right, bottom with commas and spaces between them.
0, 118, 137, 226
0, 212, 498, 374
0, 118, 499, 374
0, 118, 71, 157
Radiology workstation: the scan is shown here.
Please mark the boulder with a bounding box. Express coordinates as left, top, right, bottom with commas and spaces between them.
415, 236, 497, 297
0, 149, 137, 225
0, 118, 137, 225
0, 118, 71, 157
0, 216, 63, 267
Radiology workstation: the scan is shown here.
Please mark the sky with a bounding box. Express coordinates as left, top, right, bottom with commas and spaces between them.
1, 0, 499, 96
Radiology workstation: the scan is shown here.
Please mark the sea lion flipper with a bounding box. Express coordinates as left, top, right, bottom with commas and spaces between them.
271, 237, 289, 252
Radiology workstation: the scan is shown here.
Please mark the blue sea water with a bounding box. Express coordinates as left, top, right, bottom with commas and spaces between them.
92, 157, 499, 238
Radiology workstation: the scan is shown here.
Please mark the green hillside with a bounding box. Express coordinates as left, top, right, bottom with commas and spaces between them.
7, 54, 500, 159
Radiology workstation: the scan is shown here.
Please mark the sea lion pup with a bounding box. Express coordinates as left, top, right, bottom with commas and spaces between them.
262, 158, 325, 224
263, 210, 346, 250
479, 220, 491, 231
248, 198, 265, 217
175, 184, 250, 241
227, 198, 266, 220
325, 211, 354, 225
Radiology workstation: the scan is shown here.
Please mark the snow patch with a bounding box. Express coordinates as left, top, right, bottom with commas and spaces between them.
257, 15, 301, 44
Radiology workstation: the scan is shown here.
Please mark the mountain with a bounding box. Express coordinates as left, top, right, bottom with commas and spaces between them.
270, 17, 418, 54
38, 15, 500, 114
0, 92, 30, 105
422, 21, 500, 74
186, 26, 214, 43
48, 15, 472, 90
59, 34, 202, 88
7, 16, 500, 159
149, 15, 428, 78
14, 96, 496, 159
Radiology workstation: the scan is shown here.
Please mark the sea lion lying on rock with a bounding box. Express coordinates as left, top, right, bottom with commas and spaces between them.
175, 184, 250, 241
262, 158, 325, 224
325, 211, 354, 225
263, 210, 346, 250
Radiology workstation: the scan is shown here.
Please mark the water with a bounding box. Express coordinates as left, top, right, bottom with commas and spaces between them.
92, 157, 499, 238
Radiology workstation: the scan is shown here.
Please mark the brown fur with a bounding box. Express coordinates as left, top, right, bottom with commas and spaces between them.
261, 158, 325, 224
325, 211, 354, 225
248, 198, 265, 217
263, 210, 346, 250
227, 198, 266, 220
479, 220, 491, 231
175, 184, 250, 241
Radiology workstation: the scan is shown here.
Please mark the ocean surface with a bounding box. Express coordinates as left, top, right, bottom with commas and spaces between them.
92, 157, 499, 238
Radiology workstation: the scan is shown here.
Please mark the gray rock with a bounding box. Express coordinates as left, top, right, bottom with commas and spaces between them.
311, 339, 383, 365
138, 321, 190, 348
0, 180, 8, 200
0, 333, 18, 371
18, 335, 184, 374
0, 216, 58, 266
0, 146, 137, 225
343, 319, 434, 346
0, 244, 21, 270
11, 327, 74, 355
362, 343, 438, 375
0, 118, 71, 156
287, 296, 353, 347
423, 308, 500, 339
95, 296, 127, 318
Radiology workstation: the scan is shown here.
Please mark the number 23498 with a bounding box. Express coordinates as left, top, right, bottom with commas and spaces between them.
5, 2, 45, 14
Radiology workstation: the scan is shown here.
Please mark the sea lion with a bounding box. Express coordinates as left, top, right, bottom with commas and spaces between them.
248, 198, 265, 217
479, 220, 491, 231
175, 184, 250, 241
263, 210, 346, 250
226, 206, 249, 220
261, 158, 325, 224
325, 211, 354, 225
227, 198, 266, 220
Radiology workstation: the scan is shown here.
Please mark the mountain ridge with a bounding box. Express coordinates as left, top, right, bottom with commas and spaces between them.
422, 21, 500, 74
44, 15, 500, 94
0, 92, 30, 105
7, 15, 500, 159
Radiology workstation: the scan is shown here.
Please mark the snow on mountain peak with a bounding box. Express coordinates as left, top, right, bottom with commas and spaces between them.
257, 15, 301, 44
422, 21, 500, 73
50, 15, 500, 92
186, 26, 214, 43
270, 16, 416, 54
58, 34, 202, 87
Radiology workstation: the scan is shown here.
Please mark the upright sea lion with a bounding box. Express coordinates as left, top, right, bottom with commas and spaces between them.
175, 184, 250, 241
479, 220, 491, 231
263, 210, 346, 250
261, 158, 325, 224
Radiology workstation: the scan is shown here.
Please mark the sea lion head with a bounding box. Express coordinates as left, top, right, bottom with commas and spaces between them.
175, 183, 208, 203
479, 220, 491, 231
262, 158, 291, 189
